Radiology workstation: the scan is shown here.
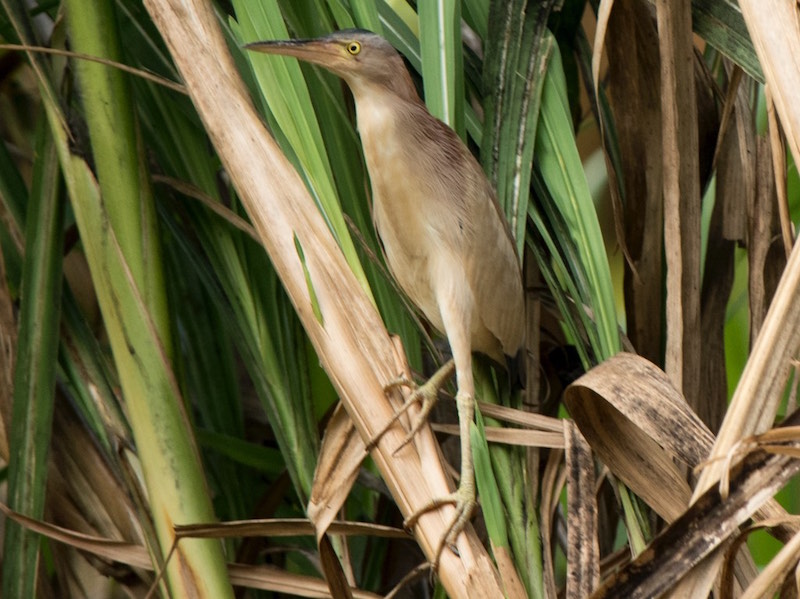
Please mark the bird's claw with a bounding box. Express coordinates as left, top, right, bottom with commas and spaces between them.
404, 487, 477, 572
365, 375, 440, 453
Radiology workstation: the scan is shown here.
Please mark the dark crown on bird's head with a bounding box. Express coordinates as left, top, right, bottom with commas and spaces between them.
321, 29, 398, 59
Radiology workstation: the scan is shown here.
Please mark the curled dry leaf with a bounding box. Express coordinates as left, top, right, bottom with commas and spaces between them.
564, 352, 713, 522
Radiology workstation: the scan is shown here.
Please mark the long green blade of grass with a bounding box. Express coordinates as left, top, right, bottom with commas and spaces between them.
534, 39, 620, 360
419, 0, 464, 138
2, 120, 63, 599
482, 0, 556, 256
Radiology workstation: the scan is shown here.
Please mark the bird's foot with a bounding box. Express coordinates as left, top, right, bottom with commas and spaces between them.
366, 374, 440, 454
366, 359, 455, 454
404, 483, 477, 572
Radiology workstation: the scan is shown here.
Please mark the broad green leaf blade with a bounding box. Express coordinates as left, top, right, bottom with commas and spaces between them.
692, 0, 763, 82
233, 0, 374, 303
348, 0, 382, 31
0, 134, 26, 295
472, 410, 507, 548
419, 0, 464, 138
462, 0, 489, 40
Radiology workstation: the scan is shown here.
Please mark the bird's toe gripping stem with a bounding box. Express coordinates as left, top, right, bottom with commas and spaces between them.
366, 374, 440, 454
404, 484, 478, 572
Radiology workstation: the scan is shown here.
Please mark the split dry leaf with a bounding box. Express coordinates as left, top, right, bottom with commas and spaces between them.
173, 519, 407, 541
431, 423, 564, 448
307, 402, 368, 542
765, 86, 794, 259
307, 336, 410, 543
750, 135, 781, 342
0, 501, 395, 598
701, 66, 753, 431
0, 501, 152, 570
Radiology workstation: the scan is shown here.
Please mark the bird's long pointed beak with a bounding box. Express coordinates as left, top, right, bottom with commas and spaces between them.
244, 39, 340, 69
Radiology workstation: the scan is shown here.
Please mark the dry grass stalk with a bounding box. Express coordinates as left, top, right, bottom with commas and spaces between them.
656, 0, 702, 412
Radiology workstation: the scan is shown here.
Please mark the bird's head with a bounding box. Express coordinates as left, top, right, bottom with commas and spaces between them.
245, 29, 411, 98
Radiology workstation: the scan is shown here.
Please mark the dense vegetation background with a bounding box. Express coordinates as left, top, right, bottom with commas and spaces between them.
1, 0, 799, 597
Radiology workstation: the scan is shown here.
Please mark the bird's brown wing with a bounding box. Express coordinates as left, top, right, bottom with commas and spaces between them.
465, 172, 526, 362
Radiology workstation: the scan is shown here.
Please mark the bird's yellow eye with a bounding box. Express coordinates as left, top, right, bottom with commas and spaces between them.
346, 41, 361, 55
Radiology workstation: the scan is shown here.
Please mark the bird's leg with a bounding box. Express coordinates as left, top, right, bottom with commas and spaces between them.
404, 298, 477, 571
410, 388, 478, 568
403, 381, 477, 571
367, 359, 456, 454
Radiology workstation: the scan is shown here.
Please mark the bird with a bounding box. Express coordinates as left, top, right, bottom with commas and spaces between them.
246, 29, 525, 567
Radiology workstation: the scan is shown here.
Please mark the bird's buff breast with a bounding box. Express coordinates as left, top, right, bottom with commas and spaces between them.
357, 100, 446, 331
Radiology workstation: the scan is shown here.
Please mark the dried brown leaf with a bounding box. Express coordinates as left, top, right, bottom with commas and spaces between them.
701, 69, 752, 430
540, 447, 565, 599
173, 519, 407, 541
721, 518, 800, 599
591, 411, 800, 598
565, 353, 710, 521
227, 563, 381, 598
0, 501, 394, 597
695, 206, 800, 502
493, 543, 528, 599
766, 87, 795, 258
0, 501, 152, 570
605, 0, 664, 366
307, 403, 367, 542
431, 423, 564, 448
319, 534, 354, 599
740, 0, 800, 171
657, 0, 702, 410
750, 134, 787, 344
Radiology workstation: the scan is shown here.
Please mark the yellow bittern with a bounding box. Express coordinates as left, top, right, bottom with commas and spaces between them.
246, 29, 524, 564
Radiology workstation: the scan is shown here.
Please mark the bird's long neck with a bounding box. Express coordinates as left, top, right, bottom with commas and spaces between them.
346, 64, 422, 107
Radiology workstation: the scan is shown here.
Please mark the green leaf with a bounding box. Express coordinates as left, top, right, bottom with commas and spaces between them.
533, 41, 620, 361
233, 0, 375, 303
419, 0, 464, 138
3, 119, 63, 599
472, 410, 508, 548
